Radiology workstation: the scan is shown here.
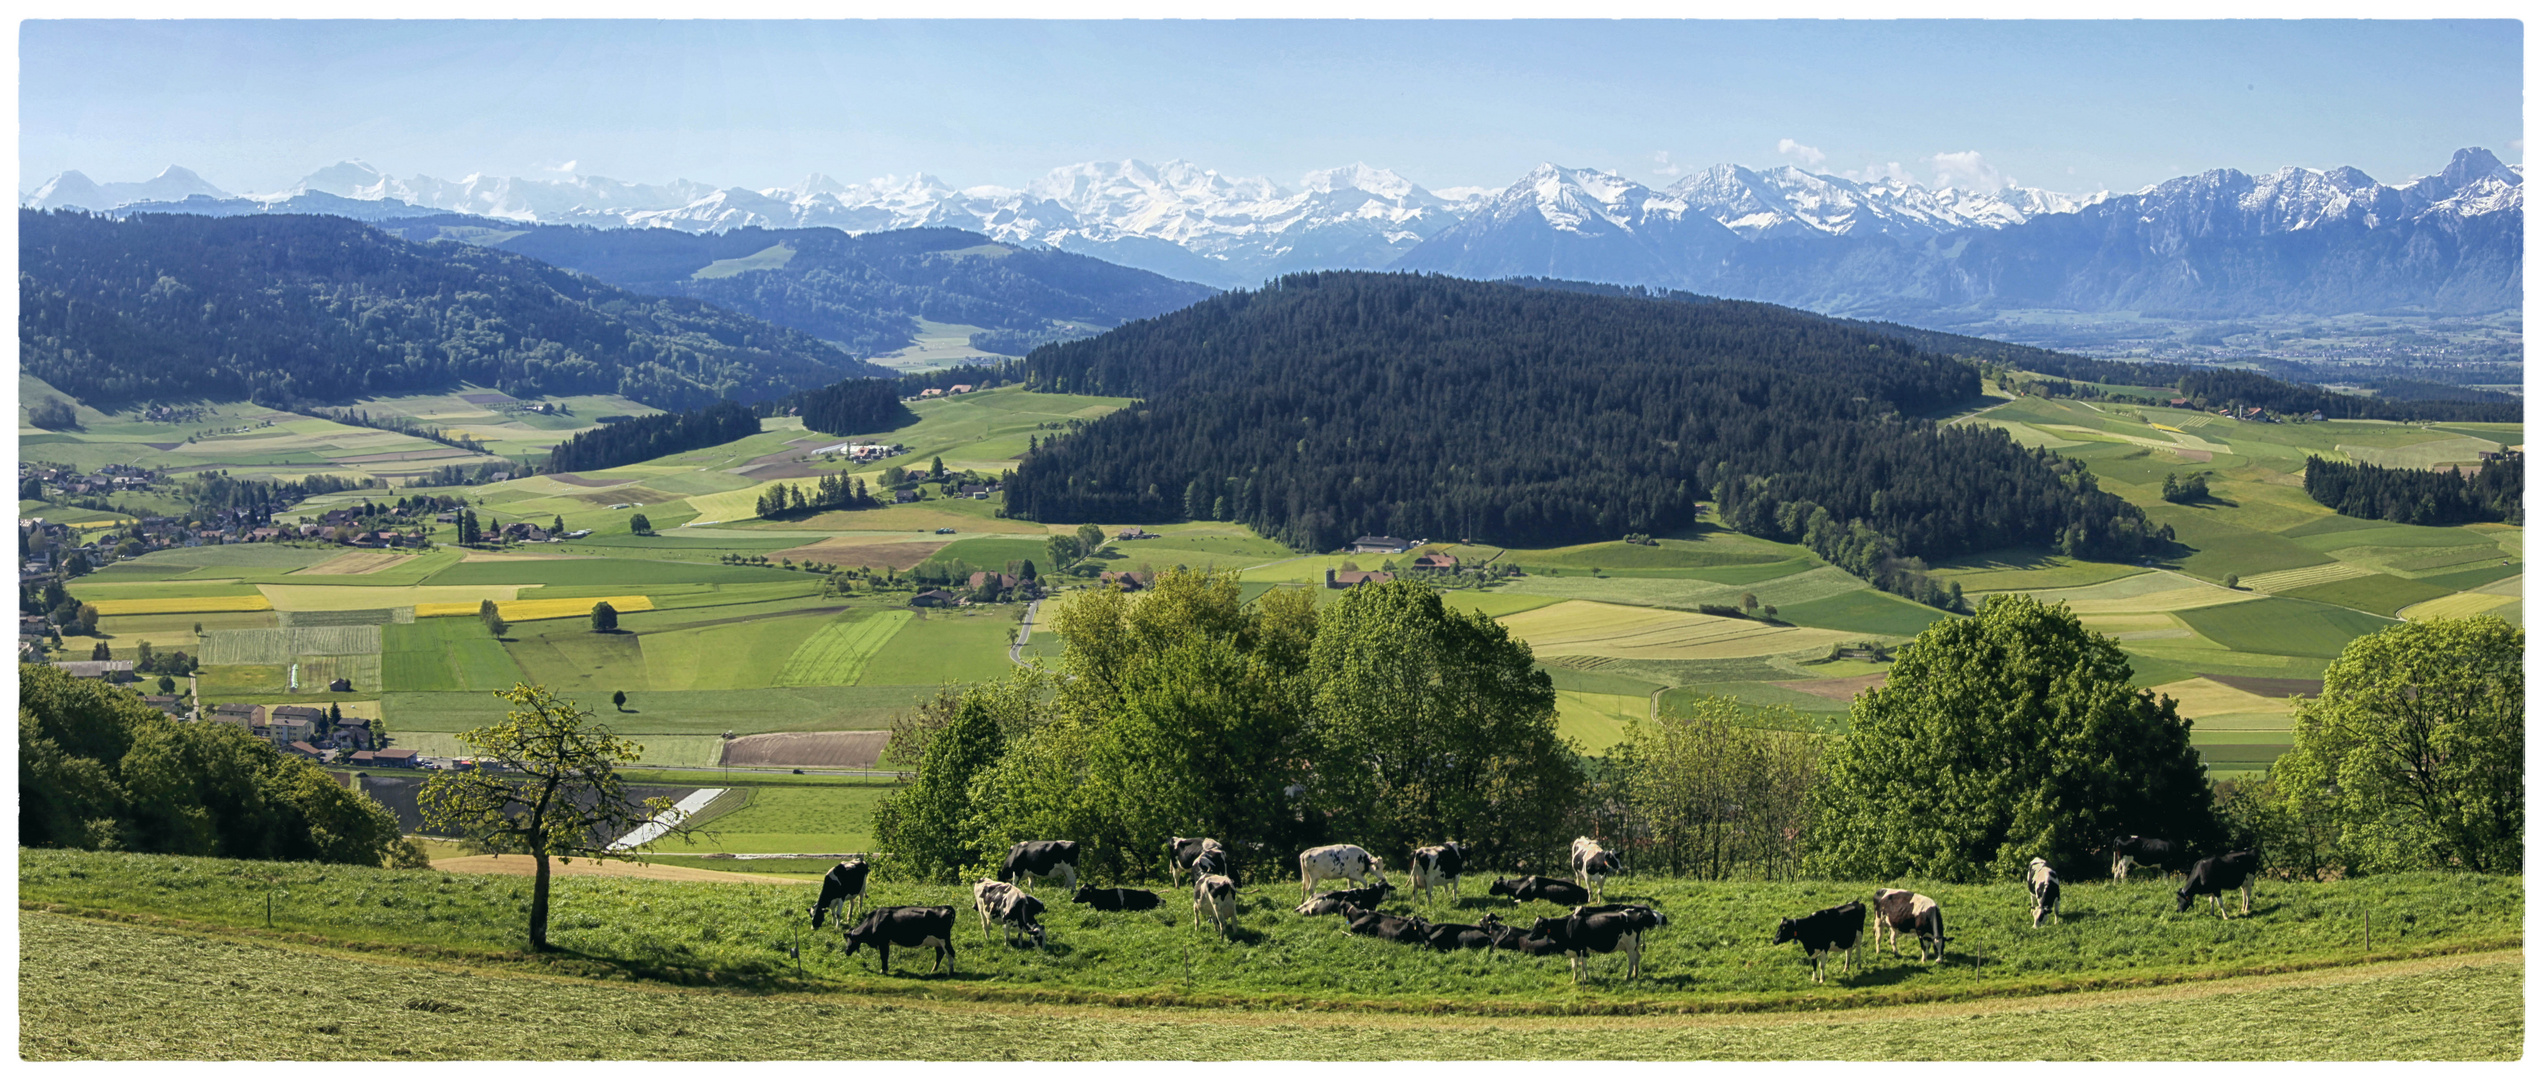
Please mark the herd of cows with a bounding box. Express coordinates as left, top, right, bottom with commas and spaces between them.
799, 833, 2269, 985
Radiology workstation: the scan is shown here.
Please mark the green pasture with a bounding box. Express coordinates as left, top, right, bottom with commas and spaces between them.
382, 685, 929, 737
2174, 598, 2394, 659
2275, 574, 2453, 617
1769, 590, 1958, 636
381, 618, 528, 692
652, 782, 899, 854
776, 610, 910, 687
857, 609, 1019, 685
17, 849, 2520, 1018
92, 609, 278, 649
422, 558, 806, 587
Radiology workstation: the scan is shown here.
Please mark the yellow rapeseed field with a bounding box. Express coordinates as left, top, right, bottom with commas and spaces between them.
86, 595, 275, 616
416, 594, 654, 621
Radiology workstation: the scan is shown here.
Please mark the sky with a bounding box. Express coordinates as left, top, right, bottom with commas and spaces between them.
16, 18, 2526, 199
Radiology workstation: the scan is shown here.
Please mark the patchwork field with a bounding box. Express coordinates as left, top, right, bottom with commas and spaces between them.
1498, 600, 1854, 660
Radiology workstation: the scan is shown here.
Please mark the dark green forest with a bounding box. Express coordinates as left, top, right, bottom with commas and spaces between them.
1004, 272, 2165, 563
18, 210, 890, 409
2304, 454, 2523, 526
383, 220, 1217, 358
788, 376, 911, 436
544, 401, 759, 475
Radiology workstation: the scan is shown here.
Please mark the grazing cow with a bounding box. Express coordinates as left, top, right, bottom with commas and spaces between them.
2027, 858, 2063, 928
973, 879, 1048, 948
1338, 902, 1433, 945
1191, 873, 1239, 938
1424, 912, 1505, 952
1529, 904, 1669, 981
2176, 850, 2261, 919
1488, 875, 1591, 908
1298, 844, 1387, 899
1072, 886, 1161, 912
808, 857, 872, 929
1871, 888, 1949, 962
999, 840, 1081, 894
1164, 836, 1226, 885
1409, 842, 1469, 905
2110, 835, 2181, 884
1189, 848, 1235, 885
1773, 901, 1867, 984
840, 905, 957, 976
1571, 837, 1623, 900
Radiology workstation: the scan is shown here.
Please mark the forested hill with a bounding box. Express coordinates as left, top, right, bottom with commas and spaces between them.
1504, 277, 2523, 423
18, 210, 894, 410
372, 218, 1219, 358
1005, 271, 2164, 562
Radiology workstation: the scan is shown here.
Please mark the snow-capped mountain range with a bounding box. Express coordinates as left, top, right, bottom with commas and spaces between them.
27, 149, 2521, 314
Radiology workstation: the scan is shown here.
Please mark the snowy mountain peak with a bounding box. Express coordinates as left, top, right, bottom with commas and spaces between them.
1300, 163, 1419, 201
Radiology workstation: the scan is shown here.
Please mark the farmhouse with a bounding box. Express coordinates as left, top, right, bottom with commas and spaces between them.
371, 748, 421, 769
895, 489, 922, 504
909, 588, 962, 608
1326, 568, 1395, 589
949, 384, 975, 394
1412, 553, 1459, 571
209, 703, 266, 731
1117, 528, 1160, 540
50, 659, 135, 679
1102, 570, 1154, 592
1352, 536, 1414, 554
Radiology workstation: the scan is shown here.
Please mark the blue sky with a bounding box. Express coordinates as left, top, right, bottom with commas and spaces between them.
18, 19, 2524, 197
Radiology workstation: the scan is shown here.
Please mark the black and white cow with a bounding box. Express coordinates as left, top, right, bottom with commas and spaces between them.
1072, 886, 1162, 912
1192, 873, 1239, 938
999, 840, 1081, 894
1294, 880, 1395, 917
808, 857, 872, 929
973, 879, 1047, 948
1529, 904, 1669, 981
1773, 900, 1867, 984
1871, 888, 1949, 962
1165, 836, 1226, 885
1571, 836, 1623, 900
1423, 912, 1507, 953
1298, 844, 1386, 899
2110, 835, 2181, 885
2176, 850, 2261, 919
1488, 875, 1591, 907
1189, 848, 1234, 885
2027, 857, 2063, 928
1338, 902, 1432, 945
840, 905, 957, 976
1409, 842, 1468, 905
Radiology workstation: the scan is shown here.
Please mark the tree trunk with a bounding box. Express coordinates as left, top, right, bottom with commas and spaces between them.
530, 852, 553, 951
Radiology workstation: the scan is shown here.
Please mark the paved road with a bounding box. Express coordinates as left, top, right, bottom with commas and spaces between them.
1009, 597, 1042, 665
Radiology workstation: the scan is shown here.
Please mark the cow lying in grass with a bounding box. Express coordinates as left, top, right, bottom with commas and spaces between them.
2177, 850, 2261, 919
1337, 902, 1431, 945
841, 905, 957, 976
1295, 881, 1395, 916
1072, 886, 1161, 912
1774, 900, 1865, 984
1488, 875, 1590, 907
1872, 888, 1948, 962
1423, 912, 1506, 952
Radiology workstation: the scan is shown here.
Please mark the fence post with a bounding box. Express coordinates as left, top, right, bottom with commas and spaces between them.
2365, 909, 2371, 950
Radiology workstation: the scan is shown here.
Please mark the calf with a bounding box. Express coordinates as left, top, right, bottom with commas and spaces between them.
840, 905, 957, 976
2027, 857, 2062, 928
999, 840, 1081, 894
1192, 873, 1239, 938
1072, 886, 1161, 912
1773, 900, 1867, 984
1530, 904, 1669, 981
1488, 875, 1591, 908
1409, 842, 1468, 905
1338, 902, 1432, 945
808, 857, 872, 929
1571, 836, 1623, 900
1871, 888, 1949, 962
2110, 835, 2180, 885
1298, 844, 1387, 899
1164, 836, 1225, 885
2176, 850, 2261, 919
973, 879, 1048, 948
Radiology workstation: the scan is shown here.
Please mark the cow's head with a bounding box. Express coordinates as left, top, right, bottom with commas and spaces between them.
841, 925, 871, 957
1772, 917, 1799, 945
2174, 883, 2198, 912
1487, 877, 1518, 897
1071, 886, 1100, 905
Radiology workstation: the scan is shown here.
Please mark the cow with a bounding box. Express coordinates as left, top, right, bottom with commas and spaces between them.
1298, 844, 1386, 899
1571, 837, 1623, 900
1189, 848, 1235, 885
2027, 857, 2063, 928
1192, 873, 1239, 938
1164, 836, 1226, 885
1424, 912, 1506, 952
1871, 888, 1949, 962
1488, 875, 1591, 908
808, 857, 872, 929
1773, 900, 1867, 984
2176, 850, 2262, 919
973, 879, 1048, 948
1408, 842, 1468, 905
1072, 886, 1161, 912
840, 905, 957, 976
1338, 902, 1432, 945
2110, 835, 2182, 885
999, 840, 1081, 894
1529, 904, 1669, 981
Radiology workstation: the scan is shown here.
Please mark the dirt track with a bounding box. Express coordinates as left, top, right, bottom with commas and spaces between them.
720, 731, 890, 768
1772, 672, 1887, 701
